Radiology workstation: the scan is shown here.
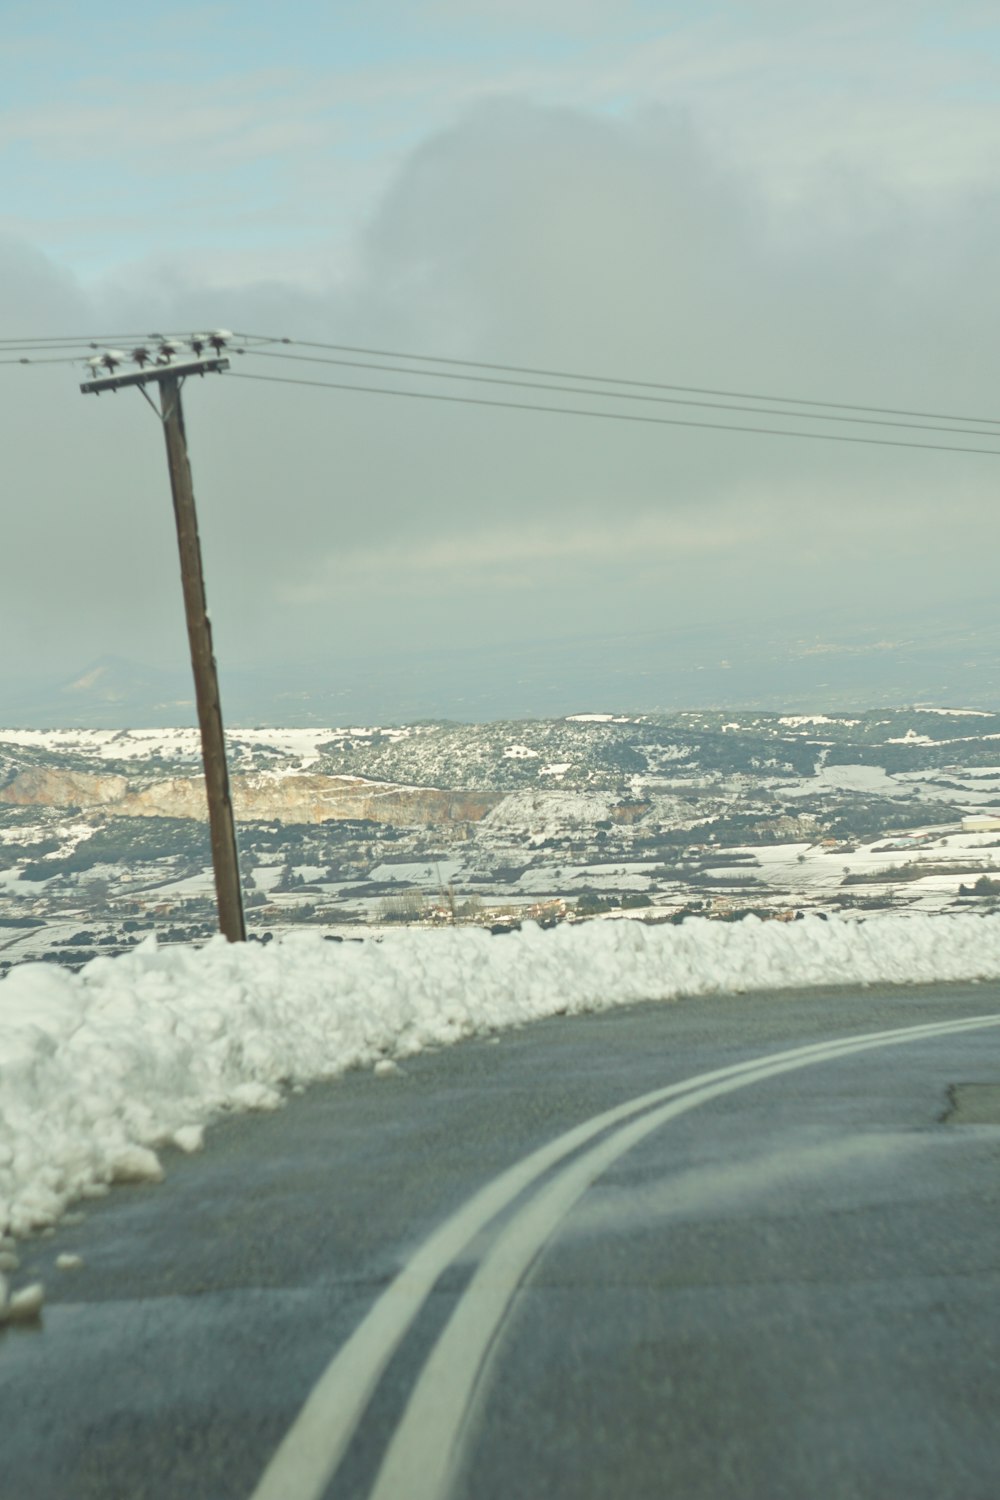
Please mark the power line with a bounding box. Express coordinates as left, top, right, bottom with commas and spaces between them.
242, 348, 1000, 440
0, 333, 158, 348
0, 332, 278, 351
7, 324, 1000, 441
227, 370, 1000, 457
233, 331, 1000, 429
0, 354, 87, 366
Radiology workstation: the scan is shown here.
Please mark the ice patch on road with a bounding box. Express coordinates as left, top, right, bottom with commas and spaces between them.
571, 1130, 937, 1233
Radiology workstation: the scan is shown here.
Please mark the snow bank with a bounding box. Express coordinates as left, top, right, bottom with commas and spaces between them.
3, 913, 1000, 1239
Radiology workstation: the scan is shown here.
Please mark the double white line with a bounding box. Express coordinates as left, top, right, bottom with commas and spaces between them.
250, 1011, 1000, 1500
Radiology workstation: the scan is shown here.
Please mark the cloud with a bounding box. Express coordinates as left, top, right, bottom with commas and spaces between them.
279, 509, 756, 604
0, 238, 90, 331
3, 77, 1000, 700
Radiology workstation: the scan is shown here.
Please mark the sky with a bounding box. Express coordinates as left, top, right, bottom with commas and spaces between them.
3, 1, 1000, 721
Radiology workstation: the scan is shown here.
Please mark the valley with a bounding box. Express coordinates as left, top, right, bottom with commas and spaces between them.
3, 708, 1000, 974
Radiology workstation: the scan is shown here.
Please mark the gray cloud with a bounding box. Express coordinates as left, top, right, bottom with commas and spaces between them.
3, 91, 999, 709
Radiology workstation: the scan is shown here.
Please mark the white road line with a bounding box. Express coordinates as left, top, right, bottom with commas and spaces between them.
369, 1012, 1000, 1500
248, 1012, 999, 1500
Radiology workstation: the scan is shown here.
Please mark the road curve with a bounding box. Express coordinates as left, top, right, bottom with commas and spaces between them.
3, 981, 999, 1500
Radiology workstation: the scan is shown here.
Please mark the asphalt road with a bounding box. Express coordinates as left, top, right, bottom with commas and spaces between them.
2, 980, 999, 1500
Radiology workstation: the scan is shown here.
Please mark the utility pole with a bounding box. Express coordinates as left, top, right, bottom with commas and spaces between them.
81, 343, 246, 942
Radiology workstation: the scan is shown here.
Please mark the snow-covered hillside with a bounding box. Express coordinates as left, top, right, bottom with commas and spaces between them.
4, 708, 1000, 790
0, 726, 405, 771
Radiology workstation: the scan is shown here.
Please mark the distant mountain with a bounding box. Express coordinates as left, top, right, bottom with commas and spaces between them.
3, 602, 999, 729
0, 657, 196, 730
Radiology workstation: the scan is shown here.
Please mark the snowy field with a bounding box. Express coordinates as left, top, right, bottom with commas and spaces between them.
4, 912, 1000, 1278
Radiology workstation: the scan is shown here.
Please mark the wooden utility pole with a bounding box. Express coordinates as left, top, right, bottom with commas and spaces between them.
158, 372, 245, 941
81, 352, 245, 942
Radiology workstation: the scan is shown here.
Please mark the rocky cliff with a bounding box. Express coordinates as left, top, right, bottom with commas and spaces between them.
0, 768, 500, 827
0, 767, 129, 808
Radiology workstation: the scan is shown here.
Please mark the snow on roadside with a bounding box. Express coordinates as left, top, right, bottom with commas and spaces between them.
3, 913, 1000, 1242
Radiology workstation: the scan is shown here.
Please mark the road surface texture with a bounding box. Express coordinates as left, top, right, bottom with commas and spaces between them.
2, 980, 999, 1499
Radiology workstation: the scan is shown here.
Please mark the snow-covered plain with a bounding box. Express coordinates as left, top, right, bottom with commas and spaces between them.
3, 913, 1000, 1248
